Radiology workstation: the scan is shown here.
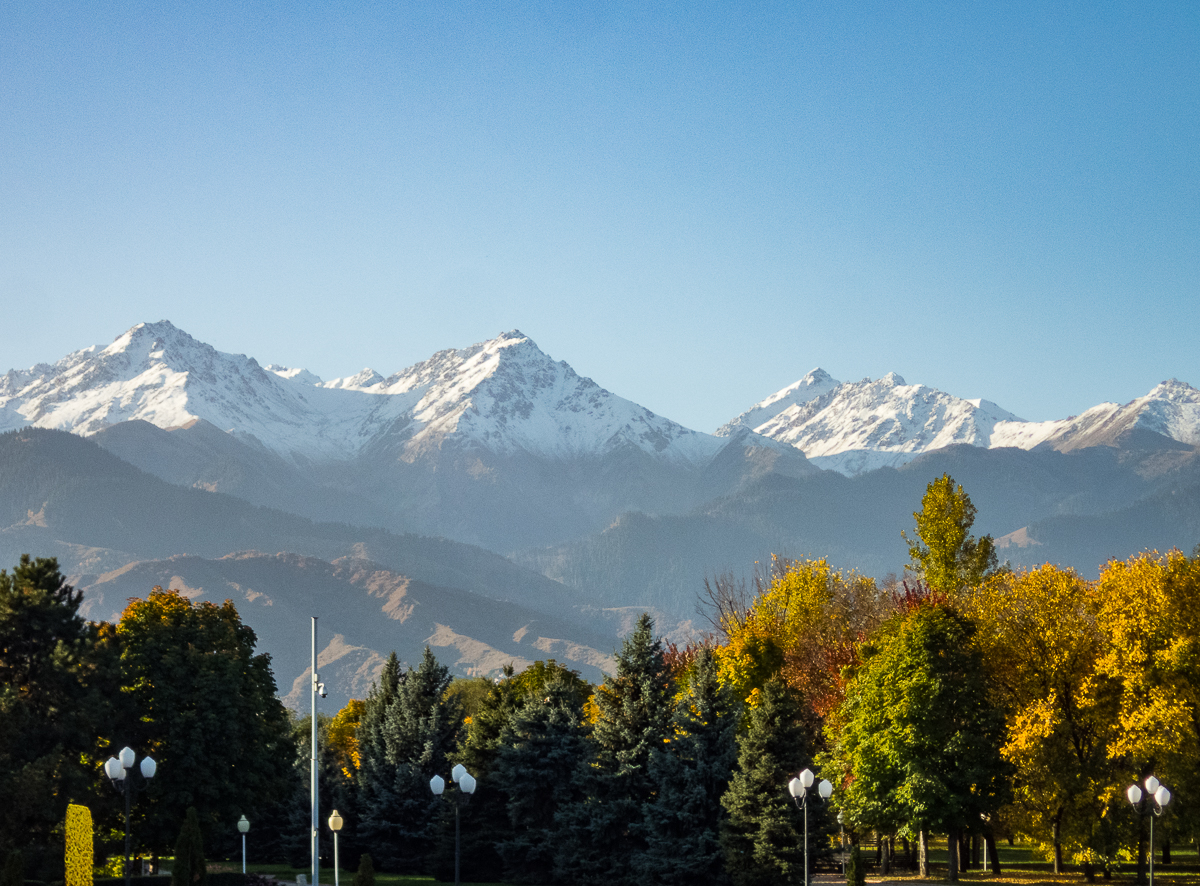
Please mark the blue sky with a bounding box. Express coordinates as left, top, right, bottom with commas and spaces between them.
2, 2, 1197, 432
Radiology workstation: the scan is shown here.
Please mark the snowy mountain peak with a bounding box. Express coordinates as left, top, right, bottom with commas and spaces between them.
267, 364, 325, 386
716, 367, 841, 437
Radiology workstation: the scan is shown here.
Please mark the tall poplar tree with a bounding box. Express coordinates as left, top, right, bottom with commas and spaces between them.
902, 474, 997, 594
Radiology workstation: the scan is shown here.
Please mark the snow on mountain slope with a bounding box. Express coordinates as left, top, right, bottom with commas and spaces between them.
726, 370, 1200, 475
0, 323, 728, 466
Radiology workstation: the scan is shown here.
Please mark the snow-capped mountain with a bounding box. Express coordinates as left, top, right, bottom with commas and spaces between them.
723, 371, 1200, 475
0, 322, 726, 466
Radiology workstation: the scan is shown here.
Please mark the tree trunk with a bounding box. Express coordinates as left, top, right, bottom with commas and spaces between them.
919, 829, 929, 878
904, 837, 913, 870
960, 832, 971, 870
986, 832, 1001, 875
1053, 814, 1063, 874
972, 833, 981, 868
881, 836, 891, 876
1163, 838, 1172, 864
1083, 861, 1096, 883
948, 828, 959, 883
1137, 816, 1148, 885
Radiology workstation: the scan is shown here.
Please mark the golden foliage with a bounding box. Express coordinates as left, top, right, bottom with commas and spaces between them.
65, 803, 93, 886
327, 698, 366, 779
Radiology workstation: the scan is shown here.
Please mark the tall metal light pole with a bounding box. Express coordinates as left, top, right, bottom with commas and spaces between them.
789, 768, 833, 886
1128, 776, 1173, 886
103, 747, 156, 886
311, 616, 326, 886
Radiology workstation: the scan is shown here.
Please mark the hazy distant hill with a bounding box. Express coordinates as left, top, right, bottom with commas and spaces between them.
72, 551, 619, 711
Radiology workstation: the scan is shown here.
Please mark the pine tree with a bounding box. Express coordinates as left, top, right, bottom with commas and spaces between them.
555, 613, 675, 886
354, 654, 403, 869
720, 678, 829, 886
171, 807, 206, 886
355, 648, 460, 873
636, 647, 741, 885
491, 675, 592, 884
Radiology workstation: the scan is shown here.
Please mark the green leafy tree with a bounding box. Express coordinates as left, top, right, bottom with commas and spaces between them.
720, 678, 828, 886
825, 604, 1009, 881
636, 647, 741, 885
0, 556, 115, 861
902, 474, 997, 593
490, 675, 593, 884
556, 613, 675, 886
116, 588, 295, 854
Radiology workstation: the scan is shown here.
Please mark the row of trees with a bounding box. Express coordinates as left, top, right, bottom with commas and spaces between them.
0, 560, 295, 880
5, 472, 1198, 886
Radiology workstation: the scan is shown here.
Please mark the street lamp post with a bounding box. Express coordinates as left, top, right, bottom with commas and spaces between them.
327, 811, 344, 886
1127, 776, 1173, 886
431, 766, 477, 886
103, 747, 157, 886
837, 811, 846, 876
237, 816, 250, 875
788, 768, 833, 886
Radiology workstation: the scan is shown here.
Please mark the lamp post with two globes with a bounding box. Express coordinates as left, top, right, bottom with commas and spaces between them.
103, 747, 157, 886
788, 768, 833, 886
1127, 775, 1172, 886
431, 764, 477, 886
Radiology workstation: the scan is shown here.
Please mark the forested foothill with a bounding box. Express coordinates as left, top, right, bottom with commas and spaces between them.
3, 473, 1199, 886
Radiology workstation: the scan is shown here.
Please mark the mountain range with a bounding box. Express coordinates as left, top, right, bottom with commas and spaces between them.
2, 321, 1198, 704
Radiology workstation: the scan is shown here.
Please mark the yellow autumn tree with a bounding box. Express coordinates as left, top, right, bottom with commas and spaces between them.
1094, 550, 1200, 800
327, 698, 366, 779
714, 557, 883, 716
961, 565, 1122, 875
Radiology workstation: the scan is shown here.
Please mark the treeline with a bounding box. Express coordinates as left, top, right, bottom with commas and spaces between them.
5, 471, 1200, 886
0, 561, 295, 881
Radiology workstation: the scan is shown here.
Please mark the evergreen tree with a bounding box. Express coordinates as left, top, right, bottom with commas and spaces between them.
721, 678, 829, 886
491, 675, 592, 884
636, 647, 741, 885
556, 613, 675, 886
352, 854, 374, 886
355, 648, 460, 873
0, 556, 115, 858
354, 654, 402, 867
430, 661, 590, 883
171, 807, 206, 886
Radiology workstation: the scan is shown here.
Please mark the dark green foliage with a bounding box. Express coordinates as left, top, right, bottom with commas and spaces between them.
489, 675, 592, 884
117, 589, 295, 854
0, 557, 114, 857
845, 845, 865, 886
275, 714, 341, 869
555, 613, 675, 886
430, 660, 590, 883
1, 851, 24, 886
721, 678, 830, 886
636, 648, 741, 885
171, 807, 206, 886
355, 648, 461, 873
352, 854, 374, 886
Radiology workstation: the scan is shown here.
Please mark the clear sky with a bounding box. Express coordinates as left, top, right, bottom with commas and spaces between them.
2, 2, 1197, 432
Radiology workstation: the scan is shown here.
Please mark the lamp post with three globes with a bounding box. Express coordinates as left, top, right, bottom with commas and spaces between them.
1127, 775, 1172, 886
789, 768, 833, 886
431, 764, 477, 886
103, 747, 156, 886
